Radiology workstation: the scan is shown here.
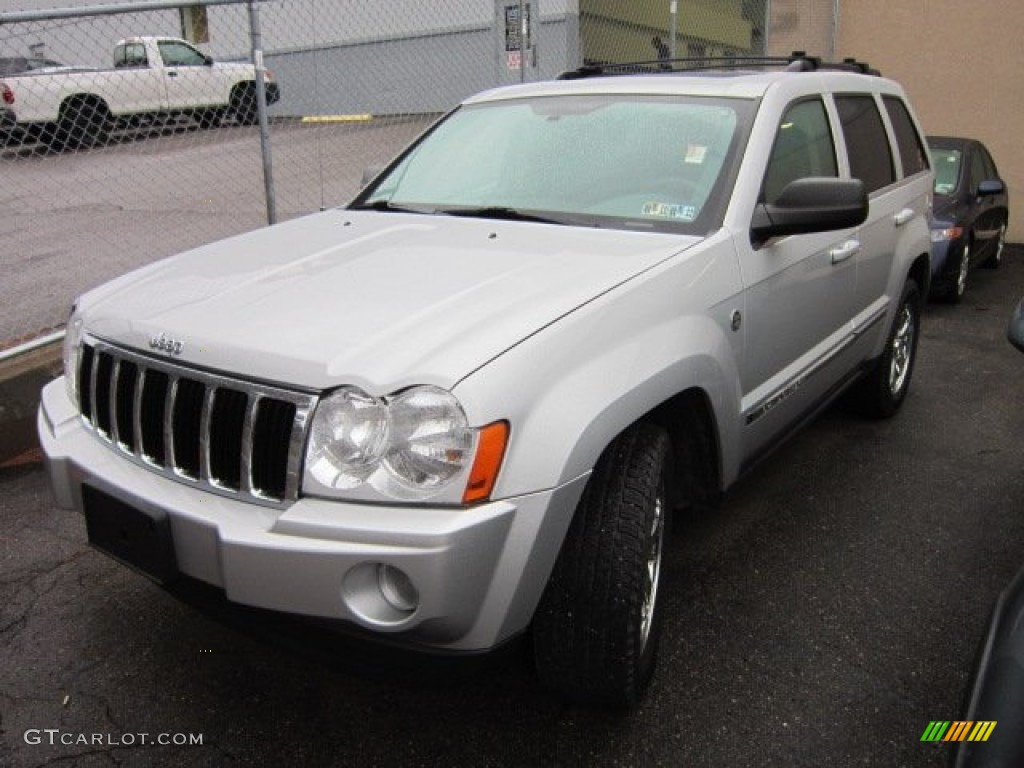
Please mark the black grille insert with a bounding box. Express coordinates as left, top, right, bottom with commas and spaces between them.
76, 342, 310, 504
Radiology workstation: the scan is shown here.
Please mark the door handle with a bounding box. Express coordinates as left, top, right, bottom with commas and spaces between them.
167, 71, 178, 77
893, 208, 914, 226
830, 239, 861, 264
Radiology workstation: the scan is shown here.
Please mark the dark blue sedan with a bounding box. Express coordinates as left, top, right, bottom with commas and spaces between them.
928, 136, 1009, 302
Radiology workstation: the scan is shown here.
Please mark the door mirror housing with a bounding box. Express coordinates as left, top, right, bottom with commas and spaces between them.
751, 177, 868, 248
977, 179, 1005, 197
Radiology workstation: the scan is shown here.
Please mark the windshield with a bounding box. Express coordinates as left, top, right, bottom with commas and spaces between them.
355, 94, 754, 234
930, 147, 962, 196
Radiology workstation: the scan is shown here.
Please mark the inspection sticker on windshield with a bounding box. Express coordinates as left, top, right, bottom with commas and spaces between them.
684, 144, 707, 164
642, 202, 697, 221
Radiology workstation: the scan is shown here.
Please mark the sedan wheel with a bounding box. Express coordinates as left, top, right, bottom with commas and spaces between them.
951, 242, 970, 302
984, 224, 1006, 269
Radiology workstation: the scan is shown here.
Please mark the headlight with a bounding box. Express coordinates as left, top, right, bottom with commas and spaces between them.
304, 385, 506, 504
62, 304, 84, 408
930, 226, 963, 242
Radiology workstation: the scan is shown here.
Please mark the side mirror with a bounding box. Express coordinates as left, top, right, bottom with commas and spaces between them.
203, 55, 214, 67
751, 177, 868, 247
977, 179, 1005, 197
1009, 299, 1024, 353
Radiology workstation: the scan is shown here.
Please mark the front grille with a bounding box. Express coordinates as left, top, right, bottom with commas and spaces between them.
77, 339, 315, 506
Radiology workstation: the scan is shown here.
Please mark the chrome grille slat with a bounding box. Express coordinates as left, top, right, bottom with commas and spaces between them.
77, 338, 316, 509
164, 375, 179, 472
240, 395, 259, 496
88, 349, 102, 435
132, 364, 145, 458
108, 358, 121, 447
199, 385, 215, 486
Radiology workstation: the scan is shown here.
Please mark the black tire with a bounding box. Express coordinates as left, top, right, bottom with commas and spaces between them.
533, 422, 672, 708
852, 279, 921, 418
230, 84, 258, 126
196, 108, 223, 129
944, 241, 970, 304
55, 97, 111, 150
983, 223, 1006, 269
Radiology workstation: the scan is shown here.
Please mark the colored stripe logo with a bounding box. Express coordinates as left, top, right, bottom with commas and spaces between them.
921, 721, 997, 742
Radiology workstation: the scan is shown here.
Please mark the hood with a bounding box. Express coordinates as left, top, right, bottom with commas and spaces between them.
81, 210, 697, 393
930, 193, 959, 223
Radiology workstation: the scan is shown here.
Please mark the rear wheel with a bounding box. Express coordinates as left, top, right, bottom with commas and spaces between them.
852, 279, 921, 418
533, 423, 672, 708
56, 97, 111, 150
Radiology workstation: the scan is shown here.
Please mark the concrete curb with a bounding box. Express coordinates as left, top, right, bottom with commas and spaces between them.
0, 340, 62, 466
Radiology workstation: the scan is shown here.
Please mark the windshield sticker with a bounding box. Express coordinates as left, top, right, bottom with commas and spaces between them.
684, 144, 707, 164
642, 202, 698, 221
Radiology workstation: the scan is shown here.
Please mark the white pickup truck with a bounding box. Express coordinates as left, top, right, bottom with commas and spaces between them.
1, 36, 279, 148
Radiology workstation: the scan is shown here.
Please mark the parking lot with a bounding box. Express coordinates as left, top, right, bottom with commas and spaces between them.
2, 237, 1022, 765
0, 117, 435, 345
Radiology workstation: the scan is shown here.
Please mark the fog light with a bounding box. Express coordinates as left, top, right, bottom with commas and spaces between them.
377, 564, 419, 613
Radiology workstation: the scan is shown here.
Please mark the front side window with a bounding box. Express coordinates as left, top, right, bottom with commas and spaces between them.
836, 94, 896, 194
968, 148, 987, 193
761, 98, 838, 204
356, 94, 755, 234
158, 41, 206, 67
979, 145, 999, 180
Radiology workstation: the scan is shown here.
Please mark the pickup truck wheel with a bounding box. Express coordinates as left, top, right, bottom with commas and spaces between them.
230, 85, 259, 126
533, 422, 672, 708
57, 97, 111, 150
197, 109, 223, 129
853, 278, 921, 418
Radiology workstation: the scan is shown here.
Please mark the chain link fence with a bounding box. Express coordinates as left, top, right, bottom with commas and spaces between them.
0, 0, 837, 350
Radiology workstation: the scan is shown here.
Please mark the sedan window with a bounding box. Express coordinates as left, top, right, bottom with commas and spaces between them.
930, 148, 962, 196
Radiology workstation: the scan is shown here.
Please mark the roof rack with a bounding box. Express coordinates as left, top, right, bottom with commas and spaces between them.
557, 52, 880, 80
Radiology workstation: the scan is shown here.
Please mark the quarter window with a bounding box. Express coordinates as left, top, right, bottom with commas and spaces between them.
761, 98, 838, 204
882, 96, 928, 177
836, 95, 896, 194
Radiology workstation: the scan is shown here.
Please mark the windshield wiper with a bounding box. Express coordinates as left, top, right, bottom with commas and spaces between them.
434, 206, 565, 225
351, 199, 436, 215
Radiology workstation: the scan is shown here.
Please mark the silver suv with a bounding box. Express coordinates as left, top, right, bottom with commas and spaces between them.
39, 56, 933, 707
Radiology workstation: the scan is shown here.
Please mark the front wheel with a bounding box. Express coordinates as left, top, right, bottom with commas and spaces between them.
533, 423, 672, 708
984, 223, 1006, 269
230, 85, 259, 126
945, 241, 970, 304
852, 279, 921, 418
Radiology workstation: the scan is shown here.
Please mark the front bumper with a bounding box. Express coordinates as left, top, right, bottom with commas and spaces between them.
39, 378, 587, 652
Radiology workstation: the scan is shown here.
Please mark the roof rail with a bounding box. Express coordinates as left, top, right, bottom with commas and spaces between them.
557, 52, 880, 80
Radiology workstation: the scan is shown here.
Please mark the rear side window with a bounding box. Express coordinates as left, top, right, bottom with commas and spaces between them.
882, 96, 928, 177
761, 98, 838, 204
114, 43, 148, 68
836, 94, 895, 194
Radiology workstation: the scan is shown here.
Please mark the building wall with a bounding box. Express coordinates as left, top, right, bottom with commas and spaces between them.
836, 0, 1023, 240
765, 0, 835, 58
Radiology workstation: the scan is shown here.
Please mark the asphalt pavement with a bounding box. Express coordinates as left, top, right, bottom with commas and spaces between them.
1, 249, 1023, 768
